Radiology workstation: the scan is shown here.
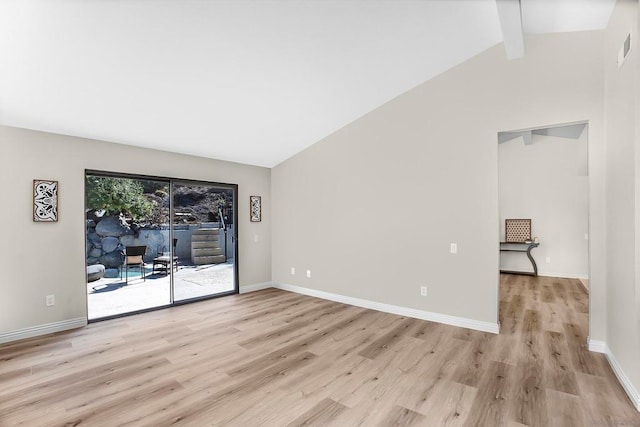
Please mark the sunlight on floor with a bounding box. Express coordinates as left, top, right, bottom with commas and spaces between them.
87, 262, 235, 319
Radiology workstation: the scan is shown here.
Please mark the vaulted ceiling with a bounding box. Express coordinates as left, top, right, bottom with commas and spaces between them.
0, 0, 615, 167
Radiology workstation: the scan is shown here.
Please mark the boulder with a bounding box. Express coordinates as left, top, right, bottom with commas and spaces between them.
99, 250, 123, 268
87, 232, 101, 245
87, 257, 99, 265
138, 230, 165, 257
95, 215, 134, 237
102, 236, 120, 253
104, 268, 120, 279
120, 235, 138, 247
89, 247, 102, 258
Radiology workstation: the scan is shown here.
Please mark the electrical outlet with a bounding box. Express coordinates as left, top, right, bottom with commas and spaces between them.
546, 257, 551, 264
46, 295, 55, 307
450, 243, 457, 254
306, 270, 311, 278
290, 267, 295, 275
254, 234, 259, 243
420, 286, 427, 297
584, 233, 589, 240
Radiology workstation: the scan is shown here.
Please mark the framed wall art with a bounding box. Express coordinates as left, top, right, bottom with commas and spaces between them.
250, 195, 261, 222
33, 179, 59, 222
505, 218, 531, 242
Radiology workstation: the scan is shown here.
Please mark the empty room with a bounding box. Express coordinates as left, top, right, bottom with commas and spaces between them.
1, 0, 640, 425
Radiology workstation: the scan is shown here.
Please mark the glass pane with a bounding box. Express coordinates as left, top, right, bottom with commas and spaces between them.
172, 182, 236, 301
86, 175, 171, 319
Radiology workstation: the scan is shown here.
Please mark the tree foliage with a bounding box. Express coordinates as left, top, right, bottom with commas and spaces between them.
86, 176, 153, 218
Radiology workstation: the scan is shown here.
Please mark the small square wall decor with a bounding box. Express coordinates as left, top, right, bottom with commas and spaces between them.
250, 195, 261, 222
33, 180, 58, 222
505, 218, 531, 242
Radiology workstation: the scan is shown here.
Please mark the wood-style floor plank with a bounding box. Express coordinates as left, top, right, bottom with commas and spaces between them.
0, 275, 638, 426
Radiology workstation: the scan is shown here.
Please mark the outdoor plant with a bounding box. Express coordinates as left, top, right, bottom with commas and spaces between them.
86, 176, 153, 218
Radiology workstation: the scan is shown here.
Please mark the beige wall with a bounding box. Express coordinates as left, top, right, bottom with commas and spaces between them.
605, 0, 640, 398
1, 10, 638, 405
637, 0, 640, 352
272, 32, 606, 331
0, 126, 271, 334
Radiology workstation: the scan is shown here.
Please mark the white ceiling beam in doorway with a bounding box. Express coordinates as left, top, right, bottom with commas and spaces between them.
532, 123, 587, 139
496, 0, 525, 60
498, 123, 587, 146
498, 130, 531, 145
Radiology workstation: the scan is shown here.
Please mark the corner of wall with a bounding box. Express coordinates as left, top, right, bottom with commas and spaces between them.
590, 341, 640, 411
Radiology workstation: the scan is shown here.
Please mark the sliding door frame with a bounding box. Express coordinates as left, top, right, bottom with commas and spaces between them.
171, 178, 239, 306
85, 169, 239, 322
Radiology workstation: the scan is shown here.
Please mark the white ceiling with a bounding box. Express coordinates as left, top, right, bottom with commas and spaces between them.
0, 0, 615, 167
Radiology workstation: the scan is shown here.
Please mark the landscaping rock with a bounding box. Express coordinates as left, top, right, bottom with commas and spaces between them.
138, 230, 165, 257
86, 219, 96, 228
101, 236, 120, 253
89, 247, 102, 258
99, 250, 123, 268
104, 268, 120, 278
95, 215, 134, 237
120, 235, 138, 247
87, 257, 99, 265
87, 231, 101, 245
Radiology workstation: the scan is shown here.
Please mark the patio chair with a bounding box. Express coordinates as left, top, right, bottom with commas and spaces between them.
153, 238, 178, 275
122, 245, 147, 284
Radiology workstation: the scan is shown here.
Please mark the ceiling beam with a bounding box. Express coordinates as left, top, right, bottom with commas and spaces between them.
496, 0, 525, 60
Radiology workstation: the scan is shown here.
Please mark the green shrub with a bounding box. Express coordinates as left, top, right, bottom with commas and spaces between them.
86, 176, 153, 218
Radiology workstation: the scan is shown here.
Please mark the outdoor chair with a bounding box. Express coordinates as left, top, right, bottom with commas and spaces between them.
153, 238, 178, 275
122, 245, 147, 284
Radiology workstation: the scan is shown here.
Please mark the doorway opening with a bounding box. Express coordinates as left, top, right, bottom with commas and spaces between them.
85, 171, 238, 321
497, 122, 590, 336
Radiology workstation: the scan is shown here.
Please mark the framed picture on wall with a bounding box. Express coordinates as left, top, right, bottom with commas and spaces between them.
250, 195, 261, 222
505, 218, 531, 242
33, 179, 58, 222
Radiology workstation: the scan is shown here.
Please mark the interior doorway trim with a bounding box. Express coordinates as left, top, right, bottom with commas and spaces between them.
495, 120, 591, 336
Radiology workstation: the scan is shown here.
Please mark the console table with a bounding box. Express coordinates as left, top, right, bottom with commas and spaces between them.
499, 242, 539, 276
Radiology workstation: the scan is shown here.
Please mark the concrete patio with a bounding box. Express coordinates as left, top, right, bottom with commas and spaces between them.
87, 261, 235, 319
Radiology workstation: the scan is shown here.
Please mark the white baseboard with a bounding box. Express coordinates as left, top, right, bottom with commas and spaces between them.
588, 338, 607, 353
588, 339, 640, 411
0, 317, 87, 345
537, 272, 589, 280
604, 345, 640, 411
239, 281, 274, 294
273, 283, 499, 334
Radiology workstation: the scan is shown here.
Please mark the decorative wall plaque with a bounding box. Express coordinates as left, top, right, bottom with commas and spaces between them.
33, 180, 58, 222
250, 195, 261, 222
505, 218, 531, 242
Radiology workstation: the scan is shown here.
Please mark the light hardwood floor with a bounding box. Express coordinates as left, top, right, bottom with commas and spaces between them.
1, 275, 639, 426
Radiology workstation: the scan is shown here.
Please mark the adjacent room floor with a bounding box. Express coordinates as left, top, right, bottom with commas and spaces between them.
1, 275, 638, 426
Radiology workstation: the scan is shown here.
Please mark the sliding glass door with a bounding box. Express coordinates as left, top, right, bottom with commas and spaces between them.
85, 174, 172, 319
86, 171, 238, 321
172, 181, 236, 302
